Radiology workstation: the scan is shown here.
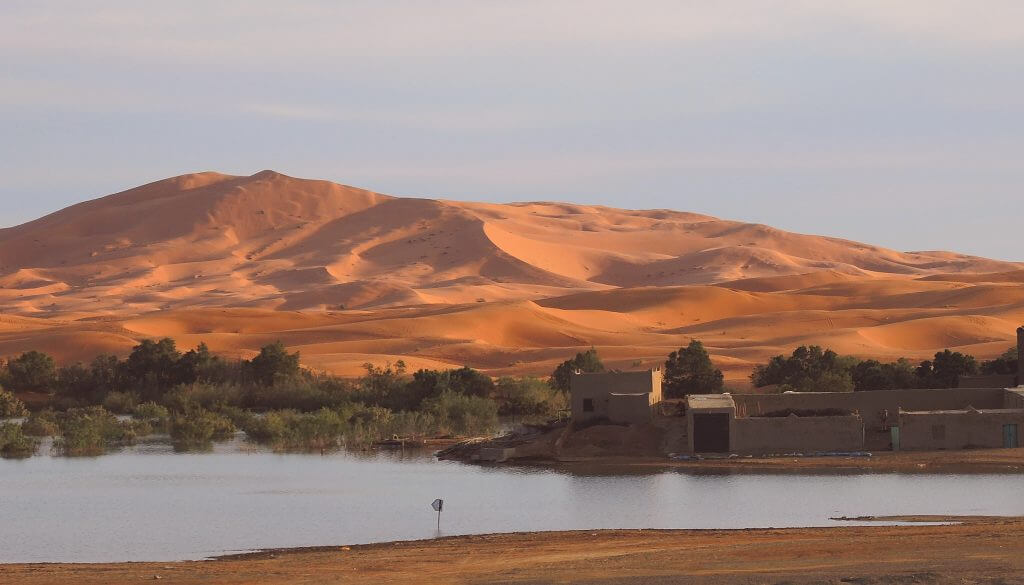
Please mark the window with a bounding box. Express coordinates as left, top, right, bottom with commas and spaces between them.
582, 398, 594, 413
931, 424, 946, 440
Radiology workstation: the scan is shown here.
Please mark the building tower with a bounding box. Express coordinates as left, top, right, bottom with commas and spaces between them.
1017, 326, 1024, 387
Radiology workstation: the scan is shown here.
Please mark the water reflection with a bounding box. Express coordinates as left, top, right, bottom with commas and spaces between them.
1, 436, 1021, 563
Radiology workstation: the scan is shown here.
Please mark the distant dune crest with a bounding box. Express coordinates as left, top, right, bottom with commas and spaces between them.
0, 170, 1020, 380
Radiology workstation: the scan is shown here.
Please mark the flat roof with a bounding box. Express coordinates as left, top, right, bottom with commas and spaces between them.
686, 394, 735, 410
901, 408, 1024, 416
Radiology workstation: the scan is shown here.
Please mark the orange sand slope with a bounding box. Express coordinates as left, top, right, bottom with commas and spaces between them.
0, 170, 1021, 383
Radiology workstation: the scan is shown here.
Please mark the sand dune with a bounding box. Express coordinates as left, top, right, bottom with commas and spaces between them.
0, 170, 1020, 384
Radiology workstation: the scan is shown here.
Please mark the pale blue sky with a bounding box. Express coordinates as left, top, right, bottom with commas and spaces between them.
2, 1, 1022, 260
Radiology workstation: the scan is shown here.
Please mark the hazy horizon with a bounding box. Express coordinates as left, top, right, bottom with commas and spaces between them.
3, 1, 1023, 261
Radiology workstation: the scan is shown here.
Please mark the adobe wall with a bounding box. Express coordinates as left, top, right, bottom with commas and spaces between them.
1004, 390, 1024, 409
731, 415, 865, 454
733, 388, 1006, 430
899, 410, 1024, 450
570, 370, 661, 423
958, 374, 1016, 389
607, 393, 654, 425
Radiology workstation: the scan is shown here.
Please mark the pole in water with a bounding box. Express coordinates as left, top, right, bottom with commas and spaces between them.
431, 498, 444, 531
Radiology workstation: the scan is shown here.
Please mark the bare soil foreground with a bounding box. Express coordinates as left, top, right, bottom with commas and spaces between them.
7, 517, 1024, 585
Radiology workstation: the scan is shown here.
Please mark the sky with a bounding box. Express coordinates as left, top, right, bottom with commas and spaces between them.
2, 1, 1022, 260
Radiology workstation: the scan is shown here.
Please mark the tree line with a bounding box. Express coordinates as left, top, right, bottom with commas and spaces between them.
751, 345, 1018, 392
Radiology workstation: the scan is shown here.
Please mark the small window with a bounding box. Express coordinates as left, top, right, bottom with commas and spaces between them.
582, 398, 594, 413
931, 424, 946, 440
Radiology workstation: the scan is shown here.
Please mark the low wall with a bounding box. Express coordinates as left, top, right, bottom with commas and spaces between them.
731, 415, 865, 454
1004, 390, 1024, 409
958, 374, 1016, 389
899, 410, 1024, 450
733, 388, 1006, 434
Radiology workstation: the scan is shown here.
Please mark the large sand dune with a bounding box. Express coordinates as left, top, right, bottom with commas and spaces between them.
0, 170, 1020, 384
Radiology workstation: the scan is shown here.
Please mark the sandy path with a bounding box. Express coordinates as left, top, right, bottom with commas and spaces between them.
6, 518, 1023, 584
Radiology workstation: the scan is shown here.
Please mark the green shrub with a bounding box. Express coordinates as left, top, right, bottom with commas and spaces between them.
102, 391, 138, 414
132, 402, 170, 431
169, 408, 236, 451
55, 406, 135, 456
212, 405, 254, 428
7, 351, 56, 392
494, 376, 566, 416
22, 409, 60, 436
0, 423, 37, 458
239, 409, 297, 444
241, 409, 346, 452
424, 390, 498, 436
0, 387, 28, 418
243, 377, 351, 412
164, 382, 244, 411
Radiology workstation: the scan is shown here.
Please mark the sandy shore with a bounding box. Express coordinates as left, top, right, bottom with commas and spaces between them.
6, 516, 1023, 584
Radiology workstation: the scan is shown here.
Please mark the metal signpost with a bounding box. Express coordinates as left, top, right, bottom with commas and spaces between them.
431, 498, 444, 531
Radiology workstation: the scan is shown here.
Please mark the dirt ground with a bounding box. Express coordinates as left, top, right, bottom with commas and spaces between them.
5, 517, 1023, 585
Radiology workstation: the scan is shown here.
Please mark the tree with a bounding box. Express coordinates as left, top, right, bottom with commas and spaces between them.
981, 347, 1018, 376
176, 342, 220, 385
7, 351, 56, 392
663, 340, 723, 397
355, 361, 408, 409
248, 341, 300, 386
123, 338, 182, 398
851, 358, 916, 391
750, 345, 856, 392
549, 348, 605, 392
444, 367, 494, 398
916, 349, 978, 388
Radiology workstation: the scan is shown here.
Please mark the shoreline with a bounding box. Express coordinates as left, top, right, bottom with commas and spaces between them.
476, 446, 1024, 474
6, 517, 1023, 584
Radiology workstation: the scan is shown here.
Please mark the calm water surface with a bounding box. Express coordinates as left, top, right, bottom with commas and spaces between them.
1, 437, 1022, 563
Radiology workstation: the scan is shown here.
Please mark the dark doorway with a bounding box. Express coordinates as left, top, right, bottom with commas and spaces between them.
692, 413, 730, 453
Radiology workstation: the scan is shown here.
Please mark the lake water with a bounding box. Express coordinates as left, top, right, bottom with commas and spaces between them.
2, 436, 1023, 563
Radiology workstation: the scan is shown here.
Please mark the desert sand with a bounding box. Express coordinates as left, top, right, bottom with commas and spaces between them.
1, 170, 1021, 383
7, 517, 1024, 584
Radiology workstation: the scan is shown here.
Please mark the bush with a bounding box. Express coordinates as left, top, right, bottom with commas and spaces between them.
0, 387, 28, 418
169, 408, 236, 451
22, 409, 60, 436
244, 377, 351, 412
132, 401, 170, 432
239, 410, 297, 444
424, 390, 498, 436
240, 409, 347, 452
56, 407, 136, 456
7, 351, 57, 392
102, 391, 138, 414
494, 376, 566, 416
0, 423, 37, 458
164, 382, 244, 411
